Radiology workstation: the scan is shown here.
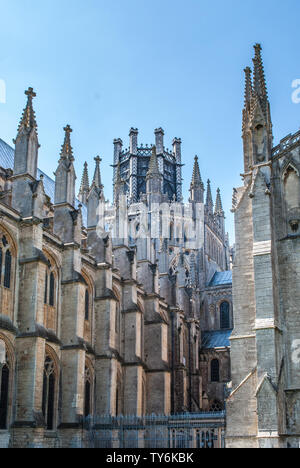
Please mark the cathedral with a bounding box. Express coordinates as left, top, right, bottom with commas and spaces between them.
0, 86, 232, 448
1, 42, 297, 449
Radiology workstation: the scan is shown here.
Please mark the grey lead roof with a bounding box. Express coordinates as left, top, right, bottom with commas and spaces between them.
209, 271, 232, 287
0, 138, 87, 223
201, 329, 232, 349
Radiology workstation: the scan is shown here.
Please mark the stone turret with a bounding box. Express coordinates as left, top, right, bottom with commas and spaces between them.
242, 44, 273, 174
146, 145, 163, 202
173, 137, 183, 201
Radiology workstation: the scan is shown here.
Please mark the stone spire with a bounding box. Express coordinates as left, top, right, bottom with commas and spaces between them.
253, 43, 268, 102
190, 156, 204, 203
54, 125, 76, 206
215, 188, 224, 216
17, 87, 38, 135
147, 145, 161, 178
13, 87, 39, 180
78, 162, 90, 204
190, 156, 204, 189
244, 67, 253, 108
206, 179, 213, 213
87, 157, 105, 227
91, 156, 103, 189
59, 125, 74, 161
242, 44, 273, 173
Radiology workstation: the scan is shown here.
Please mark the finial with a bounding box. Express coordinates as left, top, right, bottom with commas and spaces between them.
25, 87, 36, 99
64, 124, 72, 134
60, 124, 74, 160
17, 86, 38, 134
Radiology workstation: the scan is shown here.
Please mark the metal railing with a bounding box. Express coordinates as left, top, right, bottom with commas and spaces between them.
82, 412, 226, 449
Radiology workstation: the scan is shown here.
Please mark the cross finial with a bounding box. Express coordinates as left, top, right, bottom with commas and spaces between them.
25, 87, 36, 99
254, 43, 262, 52
64, 124, 72, 134
94, 155, 102, 163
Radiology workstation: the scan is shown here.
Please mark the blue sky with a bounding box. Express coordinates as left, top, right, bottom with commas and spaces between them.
0, 0, 299, 242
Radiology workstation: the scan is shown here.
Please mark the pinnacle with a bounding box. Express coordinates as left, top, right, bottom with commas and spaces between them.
206, 179, 214, 212
79, 161, 89, 192
17, 87, 38, 134
252, 43, 268, 101
215, 188, 224, 216
60, 125, 74, 161
92, 156, 103, 189
147, 145, 161, 178
190, 155, 204, 189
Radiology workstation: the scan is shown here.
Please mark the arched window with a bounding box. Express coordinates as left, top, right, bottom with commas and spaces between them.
4, 250, 12, 289
0, 363, 9, 429
42, 355, 56, 430
49, 273, 55, 307
43, 256, 58, 332
220, 301, 230, 329
211, 359, 220, 382
85, 290, 89, 321
44, 271, 48, 304
84, 364, 93, 417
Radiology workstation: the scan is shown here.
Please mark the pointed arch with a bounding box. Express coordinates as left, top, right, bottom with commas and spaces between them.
0, 334, 14, 430
43, 250, 59, 332
84, 358, 94, 418
42, 345, 59, 430
81, 269, 94, 344
0, 225, 17, 321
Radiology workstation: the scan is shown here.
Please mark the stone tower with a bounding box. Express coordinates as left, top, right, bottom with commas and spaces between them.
226, 44, 300, 449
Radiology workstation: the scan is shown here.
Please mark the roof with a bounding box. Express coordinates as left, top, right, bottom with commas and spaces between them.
209, 270, 232, 287
201, 329, 232, 349
0, 138, 87, 224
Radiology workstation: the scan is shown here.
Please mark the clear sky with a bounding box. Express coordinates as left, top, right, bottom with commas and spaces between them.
0, 0, 299, 242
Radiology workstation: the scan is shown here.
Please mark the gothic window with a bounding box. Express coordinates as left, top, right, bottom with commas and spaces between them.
220, 301, 230, 329
211, 359, 220, 382
42, 355, 56, 430
84, 364, 93, 417
43, 256, 58, 332
115, 302, 120, 333
44, 261, 56, 307
49, 273, 55, 307
85, 290, 89, 321
44, 271, 48, 304
4, 250, 12, 289
0, 362, 9, 429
